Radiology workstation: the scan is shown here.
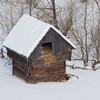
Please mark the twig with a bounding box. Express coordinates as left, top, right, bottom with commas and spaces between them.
0, 59, 11, 67
95, 66, 100, 71
68, 74, 79, 79
66, 65, 92, 70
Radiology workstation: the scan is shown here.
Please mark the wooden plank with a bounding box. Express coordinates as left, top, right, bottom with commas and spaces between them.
44, 54, 56, 64
29, 61, 66, 83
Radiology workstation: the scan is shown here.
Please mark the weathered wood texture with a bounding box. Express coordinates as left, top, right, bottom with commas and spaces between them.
12, 53, 68, 83
12, 59, 67, 83
7, 48, 27, 64
29, 54, 68, 83
30, 28, 72, 59
29, 61, 66, 83
12, 60, 28, 80
30, 53, 71, 66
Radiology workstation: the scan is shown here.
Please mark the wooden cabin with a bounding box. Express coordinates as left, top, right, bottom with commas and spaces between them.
3, 14, 75, 83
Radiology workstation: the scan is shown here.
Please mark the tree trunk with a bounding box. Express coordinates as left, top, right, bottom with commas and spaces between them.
29, 0, 32, 16
84, 2, 88, 67
51, 0, 59, 29
92, 60, 100, 71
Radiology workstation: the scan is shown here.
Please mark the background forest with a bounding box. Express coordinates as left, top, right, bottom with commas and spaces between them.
0, 0, 100, 69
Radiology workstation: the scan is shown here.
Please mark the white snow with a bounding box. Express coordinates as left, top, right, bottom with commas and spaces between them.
3, 14, 75, 58
0, 58, 100, 100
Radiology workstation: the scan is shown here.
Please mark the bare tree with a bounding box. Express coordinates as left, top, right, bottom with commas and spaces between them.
37, 0, 59, 29
83, 0, 89, 67
60, 0, 78, 36
25, 0, 39, 16
70, 0, 95, 67
91, 0, 100, 70
51, 0, 59, 29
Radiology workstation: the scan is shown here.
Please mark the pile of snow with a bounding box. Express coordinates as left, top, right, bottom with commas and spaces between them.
0, 58, 100, 100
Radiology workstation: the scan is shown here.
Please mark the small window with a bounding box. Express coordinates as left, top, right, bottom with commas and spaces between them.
41, 42, 52, 55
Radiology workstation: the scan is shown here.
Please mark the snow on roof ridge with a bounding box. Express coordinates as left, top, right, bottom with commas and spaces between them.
50, 25, 76, 49
27, 25, 51, 57
3, 14, 75, 58
27, 24, 76, 57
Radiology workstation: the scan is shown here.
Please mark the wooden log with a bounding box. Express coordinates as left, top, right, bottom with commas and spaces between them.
29, 61, 67, 83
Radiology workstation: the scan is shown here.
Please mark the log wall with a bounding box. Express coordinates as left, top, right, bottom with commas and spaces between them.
12, 60, 28, 80
30, 53, 70, 66
8, 49, 69, 83
7, 48, 27, 64
12, 59, 67, 83
29, 61, 66, 83
29, 53, 68, 83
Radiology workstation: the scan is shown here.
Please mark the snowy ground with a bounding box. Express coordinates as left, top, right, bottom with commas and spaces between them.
0, 58, 100, 100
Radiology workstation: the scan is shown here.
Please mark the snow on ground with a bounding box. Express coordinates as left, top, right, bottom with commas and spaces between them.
0, 58, 100, 100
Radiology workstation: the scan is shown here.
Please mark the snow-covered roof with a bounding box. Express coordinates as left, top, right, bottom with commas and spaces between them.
3, 14, 75, 58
